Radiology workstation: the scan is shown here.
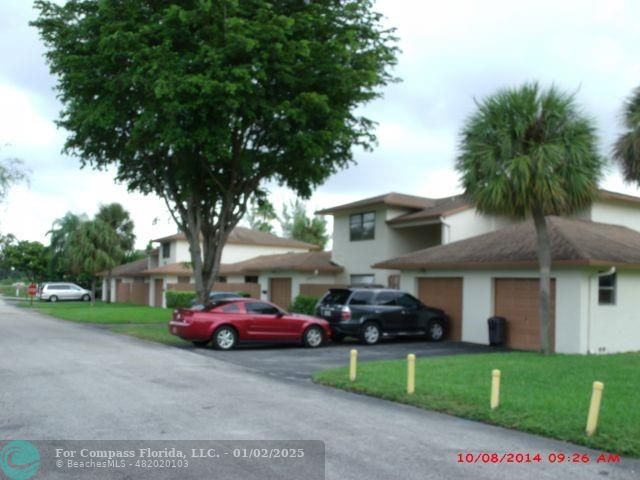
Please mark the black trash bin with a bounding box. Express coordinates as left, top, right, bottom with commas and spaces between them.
488, 316, 507, 346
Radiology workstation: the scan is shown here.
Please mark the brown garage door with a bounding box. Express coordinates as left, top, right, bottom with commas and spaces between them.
270, 278, 292, 310
494, 278, 556, 351
417, 278, 463, 341
154, 279, 164, 307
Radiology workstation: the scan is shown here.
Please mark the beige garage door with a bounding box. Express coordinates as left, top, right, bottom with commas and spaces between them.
417, 278, 463, 341
270, 278, 292, 310
494, 278, 556, 351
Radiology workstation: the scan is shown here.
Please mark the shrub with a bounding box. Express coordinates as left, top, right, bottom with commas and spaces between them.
290, 295, 319, 315
166, 290, 195, 309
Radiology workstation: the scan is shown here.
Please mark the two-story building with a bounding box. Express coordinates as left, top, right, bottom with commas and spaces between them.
100, 226, 329, 308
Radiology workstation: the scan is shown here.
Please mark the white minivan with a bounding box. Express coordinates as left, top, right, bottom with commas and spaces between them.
39, 283, 92, 302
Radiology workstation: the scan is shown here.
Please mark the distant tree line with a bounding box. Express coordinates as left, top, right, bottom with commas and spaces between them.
0, 203, 145, 304
245, 197, 329, 250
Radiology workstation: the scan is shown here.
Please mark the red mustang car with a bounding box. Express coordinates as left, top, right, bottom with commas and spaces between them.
169, 298, 331, 350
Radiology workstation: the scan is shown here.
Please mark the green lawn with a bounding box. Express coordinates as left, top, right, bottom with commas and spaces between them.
108, 324, 189, 346
16, 299, 189, 346
313, 352, 640, 457
19, 301, 171, 324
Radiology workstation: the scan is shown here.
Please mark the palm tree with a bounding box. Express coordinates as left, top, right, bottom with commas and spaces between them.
95, 203, 136, 302
47, 212, 88, 278
68, 220, 123, 305
456, 83, 603, 353
612, 86, 640, 183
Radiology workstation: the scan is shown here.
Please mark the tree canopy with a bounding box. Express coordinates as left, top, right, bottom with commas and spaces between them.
612, 85, 640, 184
1, 240, 49, 282
456, 83, 603, 219
456, 83, 603, 353
245, 196, 278, 234
33, 0, 398, 302
280, 199, 328, 249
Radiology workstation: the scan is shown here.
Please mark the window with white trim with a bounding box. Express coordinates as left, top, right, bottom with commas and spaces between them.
598, 272, 616, 305
350, 212, 375, 241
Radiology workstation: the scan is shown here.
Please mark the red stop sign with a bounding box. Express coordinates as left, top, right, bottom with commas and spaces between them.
27, 283, 37, 296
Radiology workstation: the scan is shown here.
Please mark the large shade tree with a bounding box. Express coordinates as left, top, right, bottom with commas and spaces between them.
33, 0, 398, 303
455, 83, 603, 354
612, 85, 640, 183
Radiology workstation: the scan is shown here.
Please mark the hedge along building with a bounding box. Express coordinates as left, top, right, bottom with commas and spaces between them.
374, 216, 640, 354
99, 227, 321, 308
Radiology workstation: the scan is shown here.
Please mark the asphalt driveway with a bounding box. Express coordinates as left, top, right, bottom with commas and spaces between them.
2, 301, 639, 479
184, 338, 500, 382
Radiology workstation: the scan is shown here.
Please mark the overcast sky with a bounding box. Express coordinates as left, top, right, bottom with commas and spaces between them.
1, 0, 639, 249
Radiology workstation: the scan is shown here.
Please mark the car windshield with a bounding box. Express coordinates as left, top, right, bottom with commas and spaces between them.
322, 289, 351, 305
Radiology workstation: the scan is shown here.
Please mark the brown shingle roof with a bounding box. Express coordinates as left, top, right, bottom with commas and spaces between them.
223, 251, 343, 275
97, 258, 148, 277
141, 263, 194, 276
317, 189, 640, 225
387, 195, 472, 225
153, 226, 318, 250
315, 192, 434, 215
374, 217, 640, 270
141, 252, 342, 277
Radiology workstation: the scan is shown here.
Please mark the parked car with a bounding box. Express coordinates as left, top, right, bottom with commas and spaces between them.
169, 298, 331, 350
39, 283, 92, 302
189, 291, 248, 309
315, 288, 449, 345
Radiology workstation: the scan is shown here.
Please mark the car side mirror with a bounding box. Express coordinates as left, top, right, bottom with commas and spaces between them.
276, 311, 285, 318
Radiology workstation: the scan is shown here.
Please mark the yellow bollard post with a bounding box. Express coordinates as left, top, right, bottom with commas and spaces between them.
407, 354, 416, 395
490, 369, 501, 410
349, 349, 358, 382
586, 381, 604, 437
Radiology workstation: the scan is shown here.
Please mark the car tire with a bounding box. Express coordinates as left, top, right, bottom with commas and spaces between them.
49, 295, 59, 303
360, 322, 381, 345
81, 294, 90, 302
427, 319, 446, 342
303, 326, 324, 348
212, 326, 238, 350
192, 340, 209, 348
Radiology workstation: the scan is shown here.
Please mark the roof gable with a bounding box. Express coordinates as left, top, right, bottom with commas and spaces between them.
316, 192, 434, 215
153, 226, 318, 250
374, 216, 640, 270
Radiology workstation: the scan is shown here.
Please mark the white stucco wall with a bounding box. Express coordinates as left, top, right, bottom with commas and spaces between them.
221, 244, 310, 263
587, 269, 640, 354
331, 206, 393, 285
445, 208, 517, 243
166, 239, 311, 264
588, 200, 640, 233
330, 206, 441, 286
398, 268, 586, 353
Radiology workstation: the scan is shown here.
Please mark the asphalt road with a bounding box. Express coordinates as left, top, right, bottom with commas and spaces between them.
185, 338, 502, 382
1, 300, 638, 479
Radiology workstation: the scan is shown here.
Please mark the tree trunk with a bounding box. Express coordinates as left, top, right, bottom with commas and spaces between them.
91, 277, 96, 307
106, 270, 112, 304
184, 204, 231, 306
532, 209, 552, 354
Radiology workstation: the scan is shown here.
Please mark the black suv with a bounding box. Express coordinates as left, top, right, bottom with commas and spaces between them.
315, 288, 449, 345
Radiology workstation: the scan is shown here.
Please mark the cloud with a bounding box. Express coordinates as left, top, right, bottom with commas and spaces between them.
0, 83, 58, 148
2, 0, 640, 252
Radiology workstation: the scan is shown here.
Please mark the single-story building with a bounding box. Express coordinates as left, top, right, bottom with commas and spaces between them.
374, 216, 640, 354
